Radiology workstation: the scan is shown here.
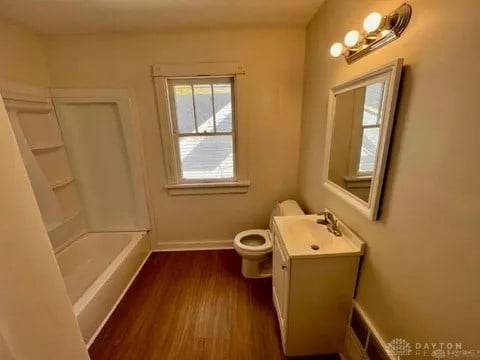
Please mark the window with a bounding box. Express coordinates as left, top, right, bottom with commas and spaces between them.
357, 82, 384, 174
168, 78, 235, 181
346, 81, 385, 180
153, 62, 249, 195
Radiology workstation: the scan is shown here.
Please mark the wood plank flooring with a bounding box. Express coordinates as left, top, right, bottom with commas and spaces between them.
89, 250, 337, 360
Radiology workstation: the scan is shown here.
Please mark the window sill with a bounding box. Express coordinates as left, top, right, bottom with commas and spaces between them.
164, 180, 250, 196
344, 175, 372, 189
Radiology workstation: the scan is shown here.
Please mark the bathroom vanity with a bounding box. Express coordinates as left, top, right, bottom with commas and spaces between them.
272, 214, 364, 356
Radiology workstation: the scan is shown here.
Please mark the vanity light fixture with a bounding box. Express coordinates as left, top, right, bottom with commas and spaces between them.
329, 42, 344, 57
363, 12, 383, 33
344, 30, 360, 48
329, 3, 412, 63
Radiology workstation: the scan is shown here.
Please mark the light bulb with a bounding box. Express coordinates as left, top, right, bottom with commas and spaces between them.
363, 12, 383, 32
329, 42, 343, 57
344, 30, 360, 47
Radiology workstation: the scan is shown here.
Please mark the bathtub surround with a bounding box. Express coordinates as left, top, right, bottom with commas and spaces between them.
3, 83, 154, 347
0, 96, 89, 359
3, 87, 87, 252
41, 28, 305, 249
299, 0, 480, 350
52, 88, 151, 232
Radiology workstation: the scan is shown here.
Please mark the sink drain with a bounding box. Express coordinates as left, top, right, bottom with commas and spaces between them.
311, 244, 319, 251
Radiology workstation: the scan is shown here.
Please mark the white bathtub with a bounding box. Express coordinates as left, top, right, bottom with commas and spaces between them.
56, 231, 150, 346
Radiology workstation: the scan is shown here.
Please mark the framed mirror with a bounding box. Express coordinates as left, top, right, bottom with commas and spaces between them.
323, 59, 403, 220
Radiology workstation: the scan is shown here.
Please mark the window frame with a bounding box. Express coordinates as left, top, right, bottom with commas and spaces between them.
153, 62, 249, 195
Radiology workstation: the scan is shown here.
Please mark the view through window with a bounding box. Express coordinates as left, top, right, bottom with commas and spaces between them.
358, 82, 384, 174
168, 77, 235, 181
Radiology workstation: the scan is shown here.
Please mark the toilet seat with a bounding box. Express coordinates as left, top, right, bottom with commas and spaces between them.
234, 229, 272, 253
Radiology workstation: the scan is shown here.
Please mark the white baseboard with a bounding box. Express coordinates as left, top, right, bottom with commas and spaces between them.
153, 239, 234, 252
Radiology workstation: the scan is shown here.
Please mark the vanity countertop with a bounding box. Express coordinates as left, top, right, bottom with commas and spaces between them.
273, 215, 365, 259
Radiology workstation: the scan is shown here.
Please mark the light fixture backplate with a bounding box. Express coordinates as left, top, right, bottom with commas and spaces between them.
345, 3, 412, 64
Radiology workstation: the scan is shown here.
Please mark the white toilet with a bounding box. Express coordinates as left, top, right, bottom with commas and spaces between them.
233, 200, 304, 279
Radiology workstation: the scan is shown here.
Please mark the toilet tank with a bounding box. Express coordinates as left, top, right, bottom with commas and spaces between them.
269, 200, 304, 230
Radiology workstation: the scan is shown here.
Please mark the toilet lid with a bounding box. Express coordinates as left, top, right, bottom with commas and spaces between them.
234, 229, 272, 252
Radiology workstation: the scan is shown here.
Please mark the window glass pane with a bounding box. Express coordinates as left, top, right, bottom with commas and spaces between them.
193, 84, 214, 133
179, 135, 234, 180
362, 82, 384, 126
362, 110, 378, 126
358, 127, 380, 173
173, 85, 196, 133
213, 83, 232, 132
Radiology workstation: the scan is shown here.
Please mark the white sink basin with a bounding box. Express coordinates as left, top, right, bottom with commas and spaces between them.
273, 214, 365, 258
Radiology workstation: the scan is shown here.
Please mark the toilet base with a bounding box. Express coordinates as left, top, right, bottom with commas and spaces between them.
241, 255, 272, 279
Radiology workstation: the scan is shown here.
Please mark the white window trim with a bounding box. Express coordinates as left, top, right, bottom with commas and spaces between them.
153, 62, 249, 196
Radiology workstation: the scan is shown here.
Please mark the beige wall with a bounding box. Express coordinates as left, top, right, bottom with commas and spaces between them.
0, 94, 89, 359
299, 0, 480, 349
42, 28, 305, 246
0, 20, 49, 86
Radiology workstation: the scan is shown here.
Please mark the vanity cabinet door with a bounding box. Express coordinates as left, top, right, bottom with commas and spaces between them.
272, 233, 289, 329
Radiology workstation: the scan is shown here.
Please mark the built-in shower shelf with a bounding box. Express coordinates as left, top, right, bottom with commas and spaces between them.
30, 143, 64, 152
51, 177, 74, 190
47, 210, 82, 233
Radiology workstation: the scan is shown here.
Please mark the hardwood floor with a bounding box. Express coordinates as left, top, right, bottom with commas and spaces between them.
89, 250, 337, 360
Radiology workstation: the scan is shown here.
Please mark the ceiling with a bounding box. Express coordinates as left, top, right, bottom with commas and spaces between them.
0, 0, 325, 34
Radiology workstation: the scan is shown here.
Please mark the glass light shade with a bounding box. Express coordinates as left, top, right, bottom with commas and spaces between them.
363, 12, 383, 32
329, 42, 343, 57
344, 30, 360, 47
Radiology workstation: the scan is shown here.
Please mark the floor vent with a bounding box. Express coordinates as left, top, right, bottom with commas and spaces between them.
344, 301, 392, 360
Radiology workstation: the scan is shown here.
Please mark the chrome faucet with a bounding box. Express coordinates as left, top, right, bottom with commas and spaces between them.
317, 211, 342, 237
